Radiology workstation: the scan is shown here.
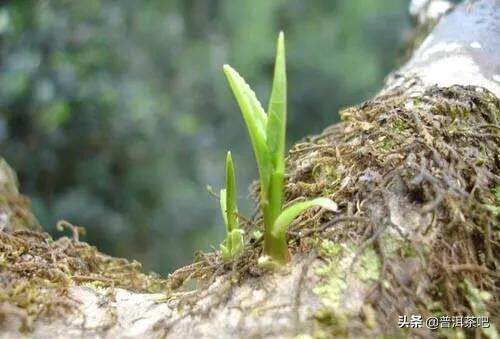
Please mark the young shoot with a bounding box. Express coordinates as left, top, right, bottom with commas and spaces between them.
223, 32, 337, 264
220, 151, 244, 261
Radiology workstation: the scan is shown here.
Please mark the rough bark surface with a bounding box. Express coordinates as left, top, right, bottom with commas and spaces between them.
1, 1, 499, 338
388, 0, 500, 97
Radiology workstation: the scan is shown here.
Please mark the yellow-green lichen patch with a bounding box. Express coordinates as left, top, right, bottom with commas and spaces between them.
311, 245, 394, 339
313, 240, 380, 310
378, 233, 403, 257
354, 246, 380, 282
312, 240, 346, 309
379, 232, 427, 261
462, 280, 499, 339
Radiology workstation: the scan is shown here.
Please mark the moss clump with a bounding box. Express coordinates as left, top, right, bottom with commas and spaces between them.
282, 85, 499, 337
461, 280, 499, 339
0, 222, 168, 331
391, 118, 410, 133
484, 185, 500, 216
311, 309, 348, 338
379, 136, 397, 151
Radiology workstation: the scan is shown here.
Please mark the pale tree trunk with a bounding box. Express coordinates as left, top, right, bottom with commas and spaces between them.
1, 1, 498, 338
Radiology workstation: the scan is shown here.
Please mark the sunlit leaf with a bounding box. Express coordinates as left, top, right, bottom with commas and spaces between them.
225, 151, 237, 232
223, 65, 267, 139
265, 32, 287, 226
223, 64, 272, 201
221, 229, 244, 262
272, 198, 338, 238
220, 152, 243, 261
219, 188, 228, 231
266, 31, 287, 174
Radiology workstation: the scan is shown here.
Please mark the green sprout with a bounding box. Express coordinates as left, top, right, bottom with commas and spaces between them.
220, 151, 244, 261
223, 32, 337, 264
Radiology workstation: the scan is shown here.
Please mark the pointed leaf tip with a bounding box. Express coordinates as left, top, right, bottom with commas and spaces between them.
277, 31, 284, 49
223, 64, 235, 76
222, 61, 271, 198
266, 29, 287, 174
225, 150, 237, 232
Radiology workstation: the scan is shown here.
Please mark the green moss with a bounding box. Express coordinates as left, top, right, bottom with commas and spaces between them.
312, 164, 339, 183
449, 106, 470, 119
380, 138, 397, 151
355, 247, 380, 282
392, 118, 409, 133
494, 185, 500, 203
438, 328, 467, 339
400, 242, 420, 258
412, 98, 423, 107
461, 280, 499, 339
379, 233, 402, 256
484, 185, 500, 216
312, 309, 348, 338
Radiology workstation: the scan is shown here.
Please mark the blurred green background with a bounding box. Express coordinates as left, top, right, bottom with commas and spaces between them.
0, 0, 410, 274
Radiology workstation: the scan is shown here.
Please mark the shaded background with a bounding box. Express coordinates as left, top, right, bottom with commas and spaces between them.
0, 0, 410, 274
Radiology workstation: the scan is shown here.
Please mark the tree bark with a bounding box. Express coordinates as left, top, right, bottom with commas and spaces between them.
1, 1, 498, 338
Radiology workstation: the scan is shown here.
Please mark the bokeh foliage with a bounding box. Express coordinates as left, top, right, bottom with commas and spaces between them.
0, 0, 409, 273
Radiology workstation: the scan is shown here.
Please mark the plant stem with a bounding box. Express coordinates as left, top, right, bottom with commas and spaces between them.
263, 230, 290, 264
263, 171, 286, 260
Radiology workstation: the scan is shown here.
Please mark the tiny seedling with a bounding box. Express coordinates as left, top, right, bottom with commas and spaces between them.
219, 151, 244, 261
223, 32, 337, 264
